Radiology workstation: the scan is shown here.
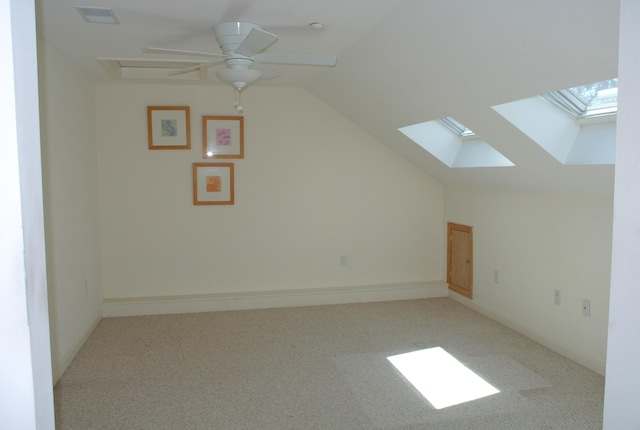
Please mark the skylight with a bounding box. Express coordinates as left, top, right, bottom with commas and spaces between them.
398, 117, 514, 168
493, 82, 617, 165
544, 78, 618, 119
438, 117, 476, 139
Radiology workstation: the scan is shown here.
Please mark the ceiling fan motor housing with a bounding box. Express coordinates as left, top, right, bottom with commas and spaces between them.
213, 21, 263, 55
225, 57, 253, 70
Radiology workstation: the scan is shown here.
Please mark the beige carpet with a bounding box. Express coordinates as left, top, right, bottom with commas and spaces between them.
54, 298, 604, 429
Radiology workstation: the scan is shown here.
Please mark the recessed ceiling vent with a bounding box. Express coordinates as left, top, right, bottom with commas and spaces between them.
75, 7, 120, 24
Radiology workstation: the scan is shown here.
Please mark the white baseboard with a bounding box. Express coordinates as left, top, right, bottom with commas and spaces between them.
448, 291, 606, 376
52, 313, 102, 384
101, 281, 448, 317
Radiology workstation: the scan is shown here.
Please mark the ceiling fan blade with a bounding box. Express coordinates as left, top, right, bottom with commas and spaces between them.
252, 62, 280, 80
144, 47, 224, 59
168, 60, 224, 76
235, 28, 278, 57
254, 53, 336, 66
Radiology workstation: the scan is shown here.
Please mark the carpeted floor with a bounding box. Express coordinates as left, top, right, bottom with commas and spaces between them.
54, 298, 604, 429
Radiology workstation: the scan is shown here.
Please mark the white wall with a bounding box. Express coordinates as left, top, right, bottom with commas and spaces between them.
95, 84, 444, 302
39, 42, 103, 381
1, 0, 54, 427
445, 187, 613, 374
603, 0, 640, 426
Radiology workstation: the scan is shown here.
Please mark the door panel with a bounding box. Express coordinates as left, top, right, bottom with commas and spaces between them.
447, 223, 473, 298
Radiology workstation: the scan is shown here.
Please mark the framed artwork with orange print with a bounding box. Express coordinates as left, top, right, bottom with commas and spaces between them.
192, 163, 234, 205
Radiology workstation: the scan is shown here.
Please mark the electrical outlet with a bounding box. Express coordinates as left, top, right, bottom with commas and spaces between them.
340, 255, 348, 267
554, 289, 561, 306
582, 299, 591, 317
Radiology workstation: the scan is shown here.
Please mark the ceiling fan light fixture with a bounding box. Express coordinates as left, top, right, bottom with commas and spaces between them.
216, 68, 263, 90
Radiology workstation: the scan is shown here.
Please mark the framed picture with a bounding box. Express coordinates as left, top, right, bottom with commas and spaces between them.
147, 106, 191, 149
203, 116, 244, 159
193, 163, 234, 205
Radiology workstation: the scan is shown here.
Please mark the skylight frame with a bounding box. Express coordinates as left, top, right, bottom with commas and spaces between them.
398, 118, 514, 168
543, 78, 618, 119
438, 117, 477, 138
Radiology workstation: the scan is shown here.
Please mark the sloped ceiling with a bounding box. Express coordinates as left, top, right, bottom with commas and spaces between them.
37, 0, 620, 194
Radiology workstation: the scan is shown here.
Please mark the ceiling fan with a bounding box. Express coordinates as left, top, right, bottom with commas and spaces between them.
144, 21, 337, 112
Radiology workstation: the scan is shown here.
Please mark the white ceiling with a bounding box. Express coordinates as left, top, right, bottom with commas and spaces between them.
36, 0, 621, 194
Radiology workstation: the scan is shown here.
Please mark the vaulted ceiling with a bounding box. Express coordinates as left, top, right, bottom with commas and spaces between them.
37, 0, 620, 194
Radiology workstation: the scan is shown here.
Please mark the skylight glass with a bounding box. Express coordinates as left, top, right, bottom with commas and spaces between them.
438, 117, 476, 138
545, 78, 618, 118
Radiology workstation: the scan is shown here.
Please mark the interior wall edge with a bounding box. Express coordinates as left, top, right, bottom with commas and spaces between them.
448, 291, 605, 376
52, 312, 102, 385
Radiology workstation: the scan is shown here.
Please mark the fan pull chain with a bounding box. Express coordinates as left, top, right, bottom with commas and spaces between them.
233, 88, 244, 113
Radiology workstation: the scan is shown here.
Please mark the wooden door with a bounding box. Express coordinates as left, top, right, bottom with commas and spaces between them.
447, 222, 473, 299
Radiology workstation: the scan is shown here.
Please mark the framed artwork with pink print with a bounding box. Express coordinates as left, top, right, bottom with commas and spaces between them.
202, 116, 244, 159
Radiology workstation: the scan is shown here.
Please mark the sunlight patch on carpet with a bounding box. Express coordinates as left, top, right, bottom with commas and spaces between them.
387, 347, 500, 409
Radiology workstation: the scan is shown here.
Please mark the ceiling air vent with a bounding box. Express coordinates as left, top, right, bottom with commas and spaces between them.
75, 7, 120, 24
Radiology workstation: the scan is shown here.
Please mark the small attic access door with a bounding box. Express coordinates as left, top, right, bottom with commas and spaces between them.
447, 223, 473, 299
